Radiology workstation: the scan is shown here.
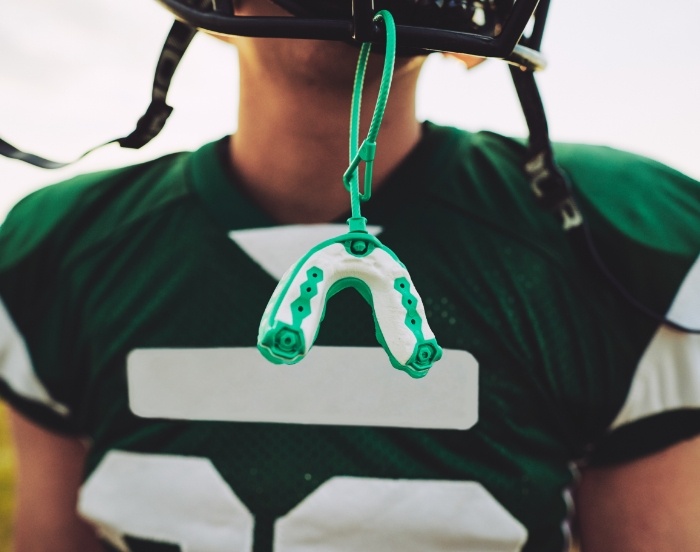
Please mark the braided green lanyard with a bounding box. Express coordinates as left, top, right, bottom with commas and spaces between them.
343, 10, 396, 233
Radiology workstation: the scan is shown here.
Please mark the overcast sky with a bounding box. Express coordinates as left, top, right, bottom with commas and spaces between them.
1, 0, 698, 217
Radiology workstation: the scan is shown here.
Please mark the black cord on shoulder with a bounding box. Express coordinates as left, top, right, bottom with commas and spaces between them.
509, 65, 700, 334
0, 19, 197, 169
569, 222, 700, 334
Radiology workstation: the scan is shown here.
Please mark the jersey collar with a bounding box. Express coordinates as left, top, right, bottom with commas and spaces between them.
187, 123, 464, 231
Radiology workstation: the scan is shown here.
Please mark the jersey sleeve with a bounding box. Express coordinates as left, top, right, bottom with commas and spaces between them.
0, 183, 90, 434
0, 154, 192, 436
555, 143, 700, 465
597, 268, 700, 463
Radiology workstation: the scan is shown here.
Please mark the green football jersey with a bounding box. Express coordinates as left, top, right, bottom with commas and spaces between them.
1, 122, 699, 552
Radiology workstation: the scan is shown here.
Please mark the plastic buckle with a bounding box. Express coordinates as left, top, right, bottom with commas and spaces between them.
352, 0, 377, 42
559, 197, 583, 230
343, 139, 376, 201
524, 151, 583, 230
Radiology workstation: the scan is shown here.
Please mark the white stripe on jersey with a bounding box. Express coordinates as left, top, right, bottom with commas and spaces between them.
127, 347, 478, 430
0, 298, 70, 416
612, 254, 700, 429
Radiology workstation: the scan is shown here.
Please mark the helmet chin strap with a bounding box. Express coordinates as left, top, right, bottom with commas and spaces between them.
509, 7, 700, 333
0, 1, 209, 169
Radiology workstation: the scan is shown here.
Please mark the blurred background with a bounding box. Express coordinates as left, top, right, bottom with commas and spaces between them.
0, 0, 698, 549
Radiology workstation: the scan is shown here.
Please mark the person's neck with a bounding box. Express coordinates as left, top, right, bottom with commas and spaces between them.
229, 54, 424, 224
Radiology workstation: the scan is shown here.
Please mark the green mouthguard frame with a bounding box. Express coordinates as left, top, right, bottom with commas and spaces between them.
257, 11, 442, 378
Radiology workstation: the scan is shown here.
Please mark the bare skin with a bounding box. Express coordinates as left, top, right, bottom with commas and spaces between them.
9, 410, 103, 552
576, 436, 700, 552
224, 1, 487, 224
227, 0, 426, 224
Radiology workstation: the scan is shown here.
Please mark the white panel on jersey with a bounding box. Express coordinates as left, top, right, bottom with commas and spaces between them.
230, 224, 382, 281
0, 298, 70, 416
275, 477, 527, 552
611, 255, 700, 429
80, 454, 526, 552
78, 450, 254, 552
666, 254, 700, 328
128, 347, 478, 430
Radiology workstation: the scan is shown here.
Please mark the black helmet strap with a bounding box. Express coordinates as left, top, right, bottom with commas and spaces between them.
0, 19, 196, 169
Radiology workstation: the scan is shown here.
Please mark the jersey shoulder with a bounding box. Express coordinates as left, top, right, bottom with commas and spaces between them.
553, 141, 700, 254
444, 127, 700, 304
0, 151, 191, 272
454, 127, 700, 251
555, 141, 700, 319
0, 150, 194, 433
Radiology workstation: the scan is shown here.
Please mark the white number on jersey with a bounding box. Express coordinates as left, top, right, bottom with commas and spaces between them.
79, 450, 527, 552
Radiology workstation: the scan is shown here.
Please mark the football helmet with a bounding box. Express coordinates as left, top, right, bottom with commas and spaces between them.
154, 0, 547, 67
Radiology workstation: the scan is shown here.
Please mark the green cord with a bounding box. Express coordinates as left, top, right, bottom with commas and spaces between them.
343, 10, 397, 232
